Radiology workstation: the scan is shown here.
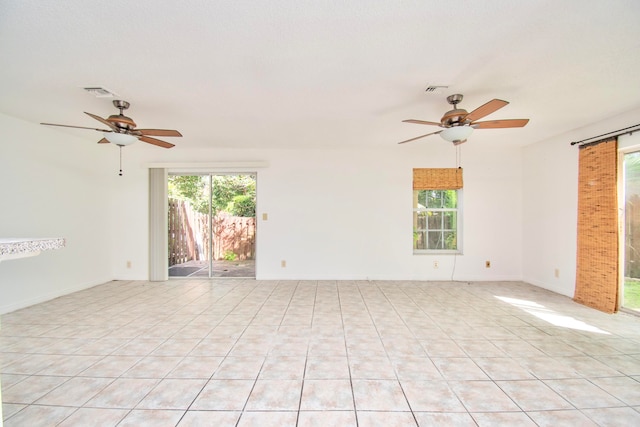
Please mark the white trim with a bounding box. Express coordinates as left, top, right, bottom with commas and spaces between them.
149, 168, 168, 281
146, 162, 269, 171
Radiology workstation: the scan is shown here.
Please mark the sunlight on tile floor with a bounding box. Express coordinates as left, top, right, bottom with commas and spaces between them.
2, 280, 640, 426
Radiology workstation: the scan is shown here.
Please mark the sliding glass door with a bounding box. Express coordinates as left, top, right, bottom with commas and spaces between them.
622, 152, 640, 313
167, 173, 256, 278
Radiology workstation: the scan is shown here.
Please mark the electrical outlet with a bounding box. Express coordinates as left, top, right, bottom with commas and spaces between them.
486, 260, 491, 268
262, 213, 268, 221
126, 260, 132, 268
554, 268, 560, 278
433, 260, 439, 269
281, 260, 286, 268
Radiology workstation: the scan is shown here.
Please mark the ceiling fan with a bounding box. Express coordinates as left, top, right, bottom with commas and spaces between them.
41, 100, 182, 176
398, 94, 529, 145
41, 100, 182, 148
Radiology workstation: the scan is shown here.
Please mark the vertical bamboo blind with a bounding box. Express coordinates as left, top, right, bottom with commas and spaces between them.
574, 138, 619, 313
413, 168, 463, 190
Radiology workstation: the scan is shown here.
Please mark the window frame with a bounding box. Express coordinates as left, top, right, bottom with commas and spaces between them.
413, 188, 463, 255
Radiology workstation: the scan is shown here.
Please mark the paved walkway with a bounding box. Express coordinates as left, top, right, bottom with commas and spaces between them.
168, 260, 255, 278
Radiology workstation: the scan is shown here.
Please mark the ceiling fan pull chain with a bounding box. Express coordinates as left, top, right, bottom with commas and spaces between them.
119, 145, 123, 176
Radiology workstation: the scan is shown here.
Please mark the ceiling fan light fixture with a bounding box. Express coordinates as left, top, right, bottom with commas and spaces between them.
103, 132, 137, 146
440, 125, 474, 143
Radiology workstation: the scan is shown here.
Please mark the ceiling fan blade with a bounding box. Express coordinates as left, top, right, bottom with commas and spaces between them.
40, 122, 112, 132
398, 130, 443, 144
84, 112, 117, 130
402, 119, 442, 127
135, 129, 183, 137
472, 119, 530, 129
465, 99, 509, 122
140, 135, 175, 148
97, 138, 109, 144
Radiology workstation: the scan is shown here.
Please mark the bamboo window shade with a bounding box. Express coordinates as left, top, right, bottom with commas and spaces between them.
413, 168, 463, 190
574, 138, 619, 313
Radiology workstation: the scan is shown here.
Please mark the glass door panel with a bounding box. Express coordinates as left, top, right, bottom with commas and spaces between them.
168, 175, 211, 277
623, 152, 640, 312
168, 173, 256, 278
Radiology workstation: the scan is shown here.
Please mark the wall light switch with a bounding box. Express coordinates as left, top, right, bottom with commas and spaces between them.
262, 213, 268, 221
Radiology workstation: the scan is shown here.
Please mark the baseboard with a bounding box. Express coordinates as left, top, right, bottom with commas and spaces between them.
255, 273, 524, 282
522, 276, 575, 298
0, 276, 112, 315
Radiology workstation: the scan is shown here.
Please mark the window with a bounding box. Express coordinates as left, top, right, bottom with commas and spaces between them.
413, 189, 460, 252
412, 168, 463, 254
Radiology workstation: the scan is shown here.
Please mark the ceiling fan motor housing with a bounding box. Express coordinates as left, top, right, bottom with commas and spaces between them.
107, 114, 136, 130
441, 94, 470, 127
441, 108, 471, 127
107, 100, 136, 130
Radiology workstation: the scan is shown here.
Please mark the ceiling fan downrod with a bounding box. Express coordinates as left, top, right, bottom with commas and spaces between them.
113, 99, 130, 114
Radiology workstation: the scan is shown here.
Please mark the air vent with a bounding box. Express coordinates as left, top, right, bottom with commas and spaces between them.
425, 85, 448, 93
83, 87, 117, 98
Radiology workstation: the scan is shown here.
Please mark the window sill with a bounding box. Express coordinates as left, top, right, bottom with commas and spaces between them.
413, 250, 462, 255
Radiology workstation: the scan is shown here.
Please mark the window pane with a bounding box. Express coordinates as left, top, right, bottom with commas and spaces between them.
442, 212, 456, 230
417, 190, 427, 208
427, 211, 442, 229
426, 191, 443, 208
428, 231, 444, 249
442, 190, 457, 208
414, 211, 427, 229
443, 231, 457, 250
414, 231, 427, 250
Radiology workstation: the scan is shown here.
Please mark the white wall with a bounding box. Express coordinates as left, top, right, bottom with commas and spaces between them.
522, 107, 640, 297
110, 140, 523, 282
2, 105, 638, 311
0, 114, 114, 314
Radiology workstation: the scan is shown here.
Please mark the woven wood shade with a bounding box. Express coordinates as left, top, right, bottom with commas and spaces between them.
413, 168, 463, 190
574, 138, 619, 313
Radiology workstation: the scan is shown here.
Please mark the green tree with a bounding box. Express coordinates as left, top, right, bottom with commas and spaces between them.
168, 175, 209, 214
168, 175, 256, 217
227, 194, 256, 217
211, 175, 256, 217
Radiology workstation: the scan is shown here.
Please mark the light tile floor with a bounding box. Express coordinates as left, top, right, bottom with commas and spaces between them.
2, 280, 640, 426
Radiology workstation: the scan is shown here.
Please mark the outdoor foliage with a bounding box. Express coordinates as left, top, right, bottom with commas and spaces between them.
223, 250, 238, 261
227, 194, 256, 217
417, 189, 457, 208
168, 175, 256, 217
212, 175, 256, 216
168, 176, 209, 214
624, 279, 640, 311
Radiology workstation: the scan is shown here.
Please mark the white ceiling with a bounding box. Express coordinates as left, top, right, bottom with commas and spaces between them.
1, 0, 639, 150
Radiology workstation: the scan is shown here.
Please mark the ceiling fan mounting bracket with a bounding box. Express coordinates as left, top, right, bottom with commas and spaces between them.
446, 94, 464, 106
113, 100, 130, 111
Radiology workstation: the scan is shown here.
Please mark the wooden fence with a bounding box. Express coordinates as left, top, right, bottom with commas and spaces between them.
168, 199, 255, 267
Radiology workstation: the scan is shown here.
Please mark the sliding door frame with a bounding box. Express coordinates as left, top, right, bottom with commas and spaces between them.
148, 162, 266, 281
618, 143, 640, 313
